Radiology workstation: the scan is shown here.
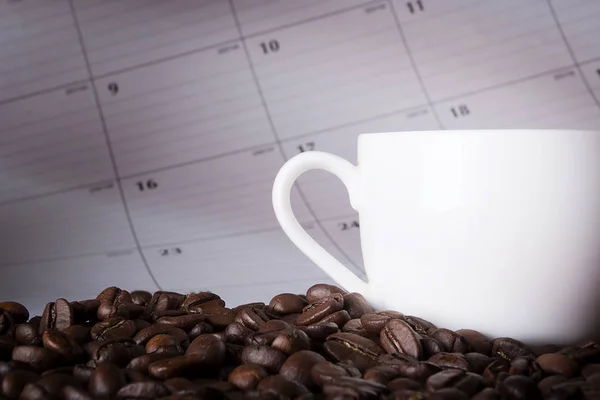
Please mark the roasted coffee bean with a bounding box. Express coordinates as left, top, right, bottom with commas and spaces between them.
388, 389, 427, 400
428, 388, 469, 400
456, 329, 492, 356
146, 334, 182, 354
465, 352, 493, 374
582, 363, 600, 379
181, 292, 225, 314
185, 334, 226, 367
62, 325, 91, 346
401, 316, 437, 336
73, 364, 94, 384
510, 356, 543, 381
271, 328, 311, 355
234, 307, 270, 331
315, 310, 351, 328
92, 339, 144, 367
279, 350, 326, 389
380, 319, 423, 359
12, 345, 58, 371
157, 315, 207, 331
0, 302, 29, 324
257, 375, 310, 398
310, 362, 352, 387
224, 323, 253, 345
230, 302, 265, 315
428, 352, 471, 371
0, 336, 16, 361
130, 291, 152, 307
228, 364, 268, 391
70, 300, 100, 324
202, 309, 235, 330
324, 332, 382, 372
39, 299, 73, 333
62, 385, 94, 400
89, 362, 126, 400
188, 322, 214, 341
241, 345, 286, 373
472, 387, 501, 400
361, 311, 404, 335
422, 337, 445, 358
268, 294, 307, 315
491, 337, 535, 361
363, 366, 400, 385
15, 323, 42, 346
538, 375, 568, 396
322, 377, 388, 400
42, 330, 84, 362
116, 381, 170, 398
297, 322, 339, 341
342, 293, 374, 319
296, 294, 344, 326
2, 370, 40, 399
306, 284, 346, 303
91, 317, 137, 341
560, 341, 600, 364
126, 349, 181, 373
537, 352, 579, 377
430, 329, 470, 353
497, 374, 542, 400
426, 370, 484, 396
483, 358, 511, 383
37, 373, 80, 397
134, 324, 189, 348
148, 355, 207, 380
20, 382, 52, 400
342, 318, 369, 337
386, 377, 421, 391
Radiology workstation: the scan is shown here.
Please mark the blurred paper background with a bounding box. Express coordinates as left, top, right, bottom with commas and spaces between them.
0, 0, 599, 315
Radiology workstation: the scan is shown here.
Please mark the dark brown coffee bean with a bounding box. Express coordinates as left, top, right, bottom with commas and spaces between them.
428, 388, 469, 400
224, 323, 253, 345
465, 352, 492, 374
509, 356, 543, 382
422, 337, 444, 358
296, 323, 339, 341
257, 375, 310, 398
363, 366, 400, 386
230, 302, 265, 315
163, 377, 197, 393
39, 299, 73, 334
342, 293, 373, 319
62, 325, 91, 346
380, 319, 423, 359
15, 324, 42, 346
324, 332, 381, 372
537, 375, 568, 396
70, 300, 100, 324
148, 355, 206, 380
491, 338, 535, 361
91, 317, 137, 341
388, 389, 427, 400
386, 377, 421, 391
322, 376, 388, 400
202, 309, 235, 330
37, 373, 80, 397
157, 315, 207, 331
134, 324, 189, 348
537, 352, 579, 377
0, 302, 29, 324
296, 294, 344, 326
0, 336, 16, 361
309, 362, 349, 388
89, 363, 126, 400
19, 382, 52, 400
2, 370, 39, 399
12, 346, 58, 371
116, 381, 170, 398
430, 329, 470, 353
130, 291, 152, 307
92, 339, 144, 368
315, 310, 351, 328
471, 387, 501, 400
306, 284, 346, 303
187, 322, 213, 341
227, 364, 268, 391
185, 334, 226, 367
483, 358, 511, 383
455, 329, 492, 356
146, 334, 182, 354
257, 320, 291, 333
401, 316, 437, 336
426, 369, 465, 391
241, 345, 286, 373
268, 294, 307, 315
279, 350, 327, 389
42, 330, 84, 362
62, 385, 94, 400
342, 319, 368, 337
73, 364, 94, 384
561, 341, 600, 364
428, 352, 471, 371
360, 311, 404, 335
497, 374, 542, 400
271, 329, 311, 355
181, 292, 225, 314
234, 307, 270, 331
126, 349, 181, 373
582, 363, 600, 379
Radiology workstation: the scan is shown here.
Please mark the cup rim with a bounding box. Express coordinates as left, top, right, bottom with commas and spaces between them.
358, 129, 598, 137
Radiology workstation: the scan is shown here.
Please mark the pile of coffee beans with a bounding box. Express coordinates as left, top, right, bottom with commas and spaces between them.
0, 284, 598, 399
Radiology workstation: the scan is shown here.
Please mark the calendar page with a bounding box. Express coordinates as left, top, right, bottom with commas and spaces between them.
1, 0, 599, 315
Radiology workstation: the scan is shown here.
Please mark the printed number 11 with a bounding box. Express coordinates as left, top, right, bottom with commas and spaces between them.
407, 0, 424, 13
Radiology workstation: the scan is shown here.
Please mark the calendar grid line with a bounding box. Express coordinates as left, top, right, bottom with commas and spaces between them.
546, 1, 600, 110
388, 0, 444, 129
68, 0, 162, 291
0, 248, 138, 269
229, 0, 363, 275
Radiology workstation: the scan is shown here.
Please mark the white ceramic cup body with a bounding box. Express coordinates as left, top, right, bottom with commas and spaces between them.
272, 129, 600, 345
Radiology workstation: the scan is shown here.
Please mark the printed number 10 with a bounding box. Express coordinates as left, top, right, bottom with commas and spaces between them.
260, 40, 280, 54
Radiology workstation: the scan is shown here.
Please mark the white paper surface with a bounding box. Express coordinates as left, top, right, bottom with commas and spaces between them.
0, 0, 599, 315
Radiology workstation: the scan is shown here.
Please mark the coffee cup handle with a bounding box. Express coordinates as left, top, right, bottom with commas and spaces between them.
272, 151, 369, 296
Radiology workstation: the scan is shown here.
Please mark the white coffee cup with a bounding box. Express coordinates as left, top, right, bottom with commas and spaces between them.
272, 129, 600, 346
